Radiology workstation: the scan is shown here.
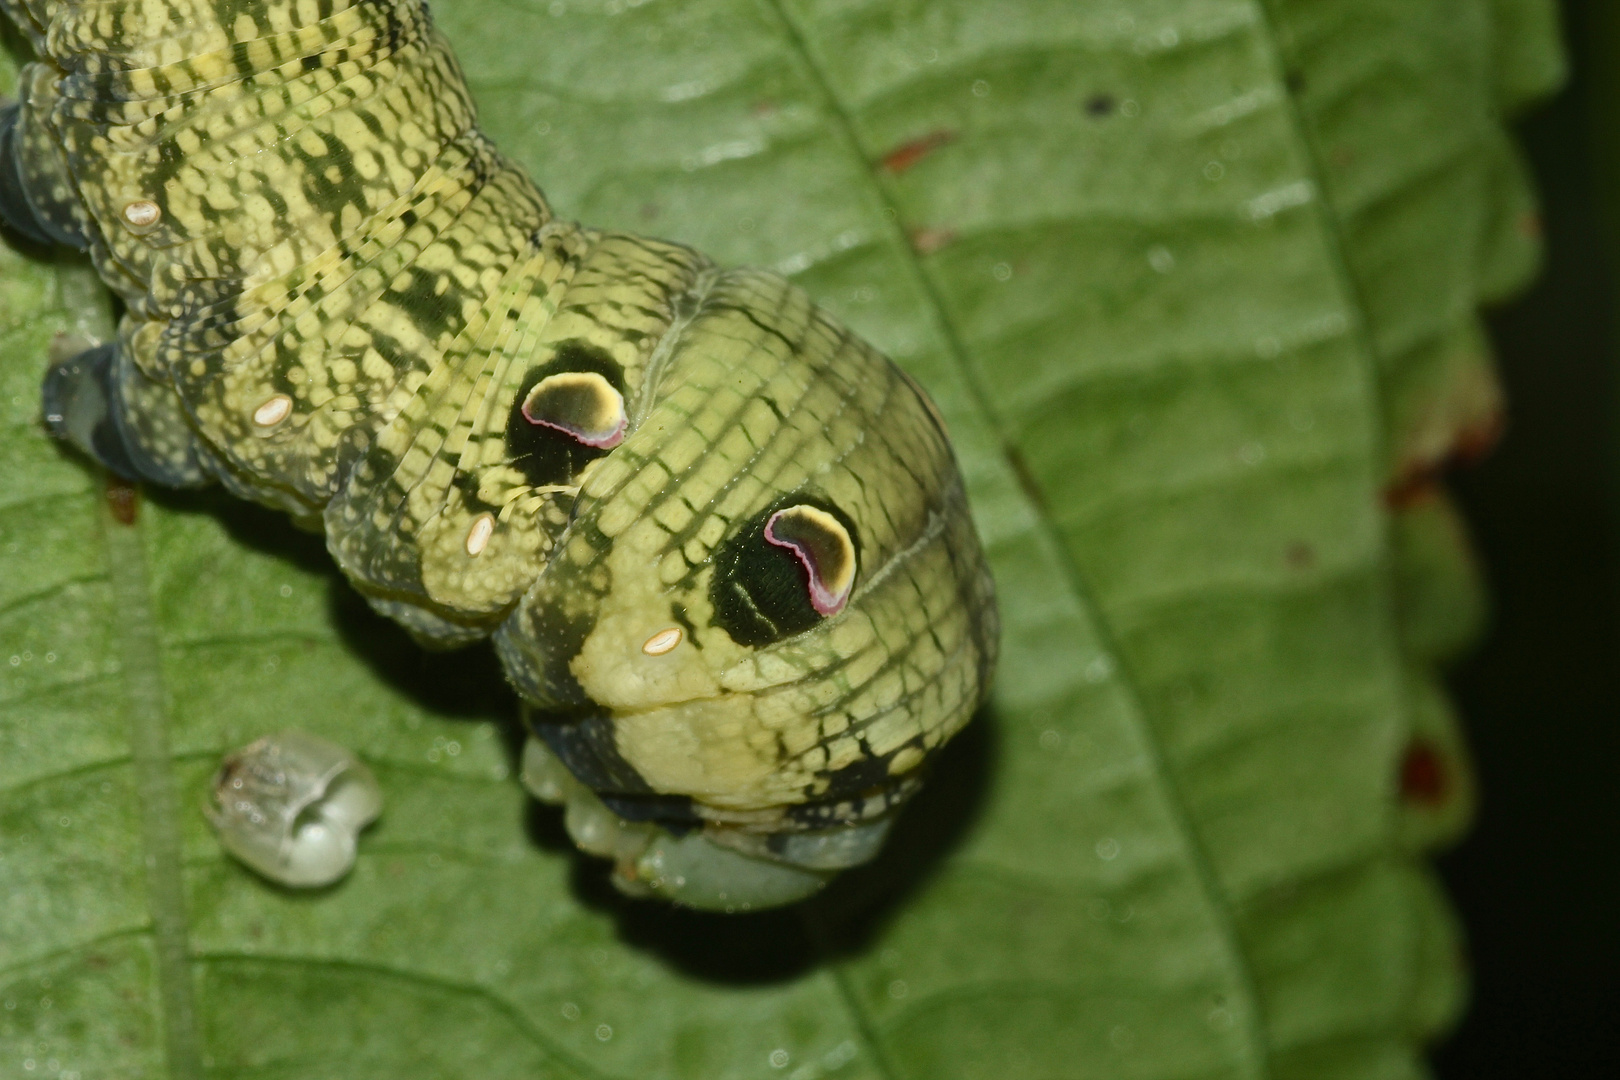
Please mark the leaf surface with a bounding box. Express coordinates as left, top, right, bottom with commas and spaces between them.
0, 2, 1561, 1078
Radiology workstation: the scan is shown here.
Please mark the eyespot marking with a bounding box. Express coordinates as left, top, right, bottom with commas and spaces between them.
710, 497, 862, 647
122, 200, 160, 227
252, 393, 292, 428
503, 343, 625, 486
465, 512, 495, 556
641, 627, 682, 655
521, 371, 627, 448
765, 504, 857, 616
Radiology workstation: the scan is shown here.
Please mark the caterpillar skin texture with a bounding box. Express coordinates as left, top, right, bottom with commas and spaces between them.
2, 0, 998, 908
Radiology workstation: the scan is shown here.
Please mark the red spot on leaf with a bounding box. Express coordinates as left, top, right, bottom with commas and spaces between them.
105, 478, 139, 526
909, 226, 957, 255
1383, 475, 1440, 512
1400, 740, 1447, 806
1518, 212, 1543, 240
1451, 412, 1504, 466
880, 129, 957, 175
1384, 411, 1504, 507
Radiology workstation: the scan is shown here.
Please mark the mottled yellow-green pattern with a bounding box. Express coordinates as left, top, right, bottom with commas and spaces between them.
3, 0, 996, 860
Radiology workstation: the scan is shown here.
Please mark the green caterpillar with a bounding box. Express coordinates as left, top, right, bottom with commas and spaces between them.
1, 0, 998, 909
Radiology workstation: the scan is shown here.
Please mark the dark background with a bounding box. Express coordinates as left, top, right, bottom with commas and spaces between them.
1437, 0, 1619, 1075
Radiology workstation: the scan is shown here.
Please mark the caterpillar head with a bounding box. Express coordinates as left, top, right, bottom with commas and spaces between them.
494, 269, 998, 909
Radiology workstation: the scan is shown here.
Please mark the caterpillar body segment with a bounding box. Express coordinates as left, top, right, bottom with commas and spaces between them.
3, 0, 998, 907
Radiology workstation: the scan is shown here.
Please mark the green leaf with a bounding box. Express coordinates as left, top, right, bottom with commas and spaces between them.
0, 2, 1561, 1077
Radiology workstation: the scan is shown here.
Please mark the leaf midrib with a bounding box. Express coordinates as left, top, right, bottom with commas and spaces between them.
97, 484, 204, 1080
758, 3, 1273, 1078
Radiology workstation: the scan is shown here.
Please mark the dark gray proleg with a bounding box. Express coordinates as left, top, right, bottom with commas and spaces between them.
42, 343, 142, 479
43, 343, 208, 487
0, 102, 88, 249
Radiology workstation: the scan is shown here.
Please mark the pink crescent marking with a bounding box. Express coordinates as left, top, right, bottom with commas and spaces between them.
522, 410, 627, 449
764, 510, 852, 617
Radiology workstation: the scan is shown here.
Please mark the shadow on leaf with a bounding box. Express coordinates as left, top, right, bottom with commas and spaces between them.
147, 483, 518, 725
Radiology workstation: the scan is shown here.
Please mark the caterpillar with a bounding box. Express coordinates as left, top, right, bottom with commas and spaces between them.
1, 0, 998, 909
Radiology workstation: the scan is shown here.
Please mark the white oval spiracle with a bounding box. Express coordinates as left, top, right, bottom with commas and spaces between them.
207, 729, 382, 888
121, 199, 161, 228
641, 626, 683, 655
465, 512, 496, 556
252, 393, 293, 428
